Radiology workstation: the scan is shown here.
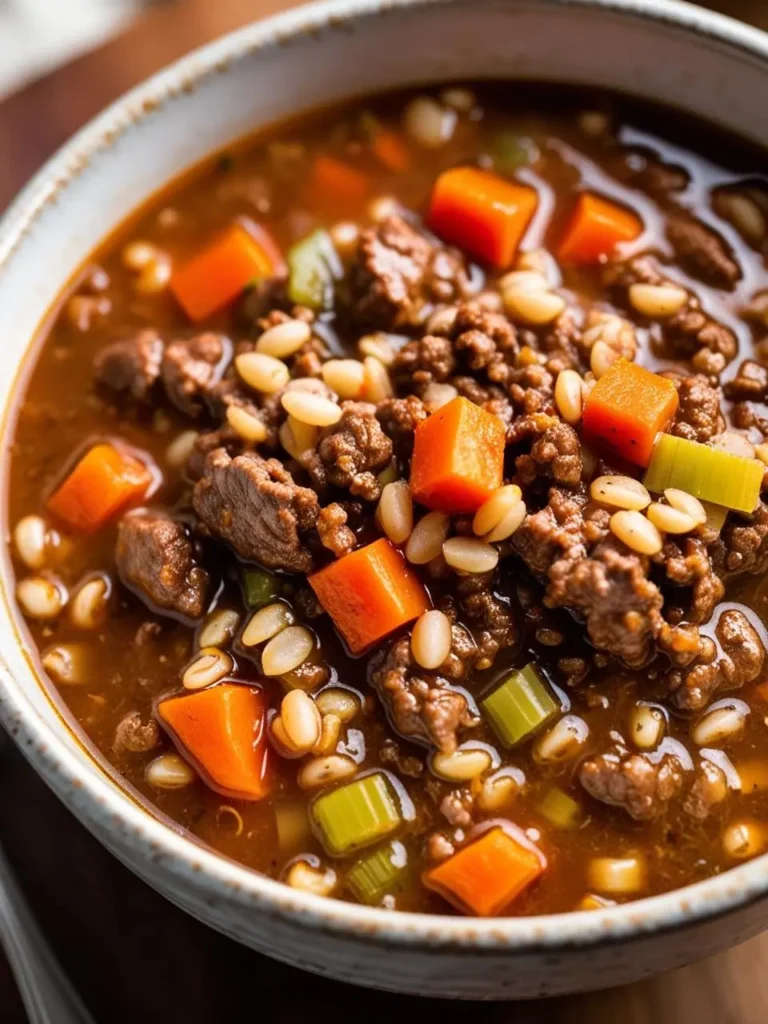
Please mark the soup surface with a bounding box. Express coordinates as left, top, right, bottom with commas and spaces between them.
8, 83, 768, 917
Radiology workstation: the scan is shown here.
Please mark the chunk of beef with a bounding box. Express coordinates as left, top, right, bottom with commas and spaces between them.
94, 330, 163, 402
440, 788, 475, 828
316, 502, 356, 558
513, 414, 582, 487
113, 711, 161, 754
666, 212, 741, 289
161, 333, 232, 417
301, 401, 392, 501
116, 510, 209, 620
514, 489, 664, 667
453, 574, 517, 670
609, 149, 691, 197
662, 536, 724, 624
376, 395, 428, 455
669, 373, 724, 442
683, 760, 728, 821
579, 747, 685, 821
392, 334, 456, 387
193, 448, 318, 573
371, 635, 479, 753
669, 608, 765, 710
186, 426, 243, 481
724, 359, 768, 402
604, 256, 737, 367
712, 501, 768, 578
347, 215, 471, 328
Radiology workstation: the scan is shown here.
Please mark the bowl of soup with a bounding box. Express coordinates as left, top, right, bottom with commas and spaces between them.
3, 0, 768, 999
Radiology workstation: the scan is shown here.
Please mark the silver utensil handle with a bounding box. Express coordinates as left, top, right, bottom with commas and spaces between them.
0, 847, 96, 1024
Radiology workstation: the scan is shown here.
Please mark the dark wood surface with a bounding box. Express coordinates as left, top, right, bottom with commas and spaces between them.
2, 1, 768, 1020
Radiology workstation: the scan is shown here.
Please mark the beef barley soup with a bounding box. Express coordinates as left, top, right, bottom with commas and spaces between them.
9, 83, 768, 916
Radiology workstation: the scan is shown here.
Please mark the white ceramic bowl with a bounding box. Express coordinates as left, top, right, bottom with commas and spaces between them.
2, 0, 768, 1000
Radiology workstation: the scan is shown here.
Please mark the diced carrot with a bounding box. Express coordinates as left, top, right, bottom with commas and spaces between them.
582, 359, 679, 467
410, 396, 505, 514
372, 129, 410, 173
305, 155, 369, 208
309, 538, 430, 654
424, 827, 545, 916
158, 684, 271, 801
171, 223, 284, 322
558, 192, 642, 264
427, 166, 538, 269
47, 443, 152, 533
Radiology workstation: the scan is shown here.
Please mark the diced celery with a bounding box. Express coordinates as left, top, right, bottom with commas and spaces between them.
481, 663, 558, 748
287, 229, 342, 311
538, 788, 582, 830
490, 132, 537, 174
242, 568, 279, 610
644, 433, 763, 514
346, 840, 407, 905
701, 500, 729, 536
311, 772, 402, 855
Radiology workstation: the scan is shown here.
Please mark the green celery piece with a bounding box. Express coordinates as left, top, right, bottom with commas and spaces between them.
538, 788, 582, 830
242, 568, 279, 610
346, 840, 407, 905
287, 229, 342, 311
311, 772, 401, 855
490, 132, 537, 175
643, 433, 763, 514
482, 663, 558, 748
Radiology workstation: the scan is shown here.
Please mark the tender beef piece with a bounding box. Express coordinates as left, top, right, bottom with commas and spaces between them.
426, 300, 521, 387
669, 609, 765, 711
514, 488, 664, 668
683, 760, 728, 821
371, 635, 479, 753
347, 214, 471, 328
376, 395, 428, 454
604, 256, 737, 366
116, 510, 210, 620
666, 212, 741, 289
579, 748, 685, 821
609, 149, 691, 197
379, 738, 425, 778
316, 502, 356, 558
94, 330, 163, 402
453, 574, 517, 670
393, 334, 456, 387
113, 711, 161, 754
513, 414, 582, 487
662, 536, 725, 624
724, 359, 768, 402
193, 448, 319, 573
186, 426, 243, 481
669, 373, 724, 442
161, 333, 232, 417
440, 788, 475, 829
302, 401, 392, 501
712, 501, 768, 578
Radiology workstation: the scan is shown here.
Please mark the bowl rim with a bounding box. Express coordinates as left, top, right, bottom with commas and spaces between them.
2, 0, 768, 953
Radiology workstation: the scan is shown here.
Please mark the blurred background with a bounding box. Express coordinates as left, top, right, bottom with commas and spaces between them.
2, 1, 768, 1023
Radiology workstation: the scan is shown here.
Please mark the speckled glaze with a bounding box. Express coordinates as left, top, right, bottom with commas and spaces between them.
3, 0, 768, 999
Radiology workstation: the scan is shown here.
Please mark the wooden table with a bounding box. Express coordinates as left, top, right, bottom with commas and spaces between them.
2, 1, 768, 1020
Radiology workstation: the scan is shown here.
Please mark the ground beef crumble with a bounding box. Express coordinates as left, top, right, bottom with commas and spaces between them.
302, 401, 392, 501
161, 333, 233, 418
579, 747, 685, 820
371, 632, 479, 753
